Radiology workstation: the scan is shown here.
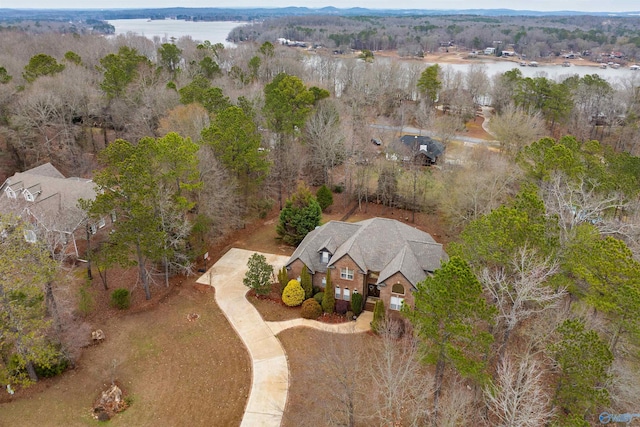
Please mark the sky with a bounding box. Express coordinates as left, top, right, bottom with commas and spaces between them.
3, 0, 638, 12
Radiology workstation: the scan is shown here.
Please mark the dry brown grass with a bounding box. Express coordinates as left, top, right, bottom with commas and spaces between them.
0, 284, 250, 426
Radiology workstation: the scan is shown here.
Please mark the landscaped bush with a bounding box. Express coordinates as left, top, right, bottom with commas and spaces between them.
322, 273, 335, 313
350, 292, 363, 316
371, 300, 385, 333
277, 266, 288, 295
300, 268, 313, 299
301, 298, 323, 319
282, 280, 305, 307
335, 299, 349, 315
312, 285, 322, 295
110, 288, 131, 309
314, 292, 324, 305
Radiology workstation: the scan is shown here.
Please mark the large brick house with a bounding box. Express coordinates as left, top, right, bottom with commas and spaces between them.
286, 218, 448, 312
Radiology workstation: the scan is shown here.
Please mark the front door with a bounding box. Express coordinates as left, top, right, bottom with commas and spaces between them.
368, 283, 380, 298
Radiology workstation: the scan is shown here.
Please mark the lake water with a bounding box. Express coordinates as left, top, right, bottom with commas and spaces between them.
440, 59, 640, 84
107, 19, 247, 46
107, 19, 639, 85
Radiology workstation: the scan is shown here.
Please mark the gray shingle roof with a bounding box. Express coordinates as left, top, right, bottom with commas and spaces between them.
0, 163, 95, 234
287, 217, 447, 288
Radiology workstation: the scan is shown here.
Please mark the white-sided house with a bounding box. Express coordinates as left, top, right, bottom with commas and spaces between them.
286, 218, 448, 313
0, 163, 101, 256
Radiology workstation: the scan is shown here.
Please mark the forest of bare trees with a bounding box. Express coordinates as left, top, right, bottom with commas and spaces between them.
2, 19, 640, 424
229, 14, 640, 61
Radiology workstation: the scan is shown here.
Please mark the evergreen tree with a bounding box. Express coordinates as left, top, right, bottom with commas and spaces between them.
276, 182, 322, 246
0, 215, 60, 385
405, 256, 496, 425
549, 319, 612, 421
316, 184, 334, 212
243, 253, 274, 296
300, 267, 313, 299
371, 300, 385, 333
322, 270, 335, 313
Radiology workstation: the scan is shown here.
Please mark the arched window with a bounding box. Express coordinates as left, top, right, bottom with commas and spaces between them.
392, 283, 405, 295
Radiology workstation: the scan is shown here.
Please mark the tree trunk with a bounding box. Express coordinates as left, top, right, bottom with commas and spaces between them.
432, 355, 446, 427
86, 223, 93, 280
26, 360, 38, 383
44, 282, 63, 335
136, 241, 151, 300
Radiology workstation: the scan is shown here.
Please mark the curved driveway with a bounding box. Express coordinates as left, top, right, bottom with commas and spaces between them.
196, 248, 372, 427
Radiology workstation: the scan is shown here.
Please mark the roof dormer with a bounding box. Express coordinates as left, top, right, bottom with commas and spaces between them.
23, 183, 42, 202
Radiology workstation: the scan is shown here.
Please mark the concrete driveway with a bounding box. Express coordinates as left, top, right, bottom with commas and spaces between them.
197, 247, 373, 426
197, 248, 291, 427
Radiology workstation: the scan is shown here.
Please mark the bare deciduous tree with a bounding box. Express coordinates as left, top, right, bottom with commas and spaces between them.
481, 246, 564, 360
484, 352, 555, 427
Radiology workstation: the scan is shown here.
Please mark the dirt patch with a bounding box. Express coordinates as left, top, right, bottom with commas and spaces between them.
246, 287, 302, 322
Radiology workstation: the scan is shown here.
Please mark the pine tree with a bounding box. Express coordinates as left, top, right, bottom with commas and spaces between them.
322, 270, 335, 313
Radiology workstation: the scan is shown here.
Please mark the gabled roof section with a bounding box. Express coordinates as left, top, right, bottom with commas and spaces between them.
287, 221, 360, 273
317, 236, 338, 254
400, 135, 445, 161
24, 162, 65, 179
287, 217, 448, 288
378, 244, 427, 289
0, 163, 95, 234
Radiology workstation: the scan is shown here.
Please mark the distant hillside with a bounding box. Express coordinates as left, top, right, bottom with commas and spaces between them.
1, 7, 639, 22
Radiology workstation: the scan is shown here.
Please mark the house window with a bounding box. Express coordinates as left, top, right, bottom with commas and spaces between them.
392, 283, 405, 295
98, 218, 106, 229
343, 288, 351, 301
24, 230, 37, 243
24, 191, 34, 202
90, 224, 97, 235
5, 188, 16, 199
321, 251, 329, 264
322, 277, 327, 287
390, 295, 404, 311
340, 267, 354, 280
335, 286, 341, 299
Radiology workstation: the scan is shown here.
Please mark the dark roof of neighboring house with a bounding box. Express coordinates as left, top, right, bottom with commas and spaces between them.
400, 135, 445, 161
0, 163, 95, 233
287, 218, 448, 288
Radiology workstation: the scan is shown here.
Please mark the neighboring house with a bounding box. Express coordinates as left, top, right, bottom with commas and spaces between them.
400, 135, 445, 165
286, 218, 448, 312
0, 162, 102, 256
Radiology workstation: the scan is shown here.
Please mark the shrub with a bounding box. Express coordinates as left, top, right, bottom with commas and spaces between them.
312, 285, 322, 295
332, 183, 344, 193
335, 299, 348, 315
110, 288, 131, 309
346, 310, 354, 320
322, 273, 335, 313
301, 298, 323, 319
35, 355, 69, 378
314, 292, 324, 305
371, 300, 385, 333
243, 253, 274, 296
351, 292, 363, 316
316, 184, 334, 212
282, 279, 305, 307
277, 266, 288, 295
300, 268, 313, 299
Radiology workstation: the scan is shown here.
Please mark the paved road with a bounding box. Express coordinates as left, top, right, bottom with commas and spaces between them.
370, 123, 498, 145
196, 248, 372, 427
